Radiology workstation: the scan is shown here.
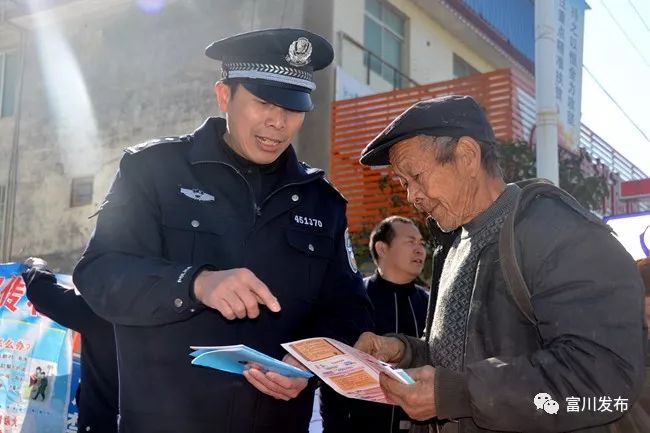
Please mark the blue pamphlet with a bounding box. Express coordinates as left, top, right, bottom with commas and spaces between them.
393, 368, 415, 384
190, 344, 313, 379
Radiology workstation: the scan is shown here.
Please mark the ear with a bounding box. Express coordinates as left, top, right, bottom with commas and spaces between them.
455, 136, 481, 178
375, 241, 389, 259
214, 81, 231, 113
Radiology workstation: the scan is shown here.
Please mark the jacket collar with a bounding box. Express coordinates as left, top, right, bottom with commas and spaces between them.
188, 117, 323, 183
371, 271, 417, 295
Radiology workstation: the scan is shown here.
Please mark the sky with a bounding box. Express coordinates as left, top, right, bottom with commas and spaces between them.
580, 0, 650, 176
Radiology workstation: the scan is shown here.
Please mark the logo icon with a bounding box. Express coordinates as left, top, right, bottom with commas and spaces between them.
534, 393, 559, 415
286, 37, 312, 67
544, 400, 560, 414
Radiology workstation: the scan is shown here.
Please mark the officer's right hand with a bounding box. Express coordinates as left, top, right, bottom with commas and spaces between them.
354, 332, 406, 364
192, 269, 281, 320
24, 257, 48, 270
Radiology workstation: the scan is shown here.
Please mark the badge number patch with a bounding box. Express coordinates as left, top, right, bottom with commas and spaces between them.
294, 215, 323, 228
344, 228, 358, 273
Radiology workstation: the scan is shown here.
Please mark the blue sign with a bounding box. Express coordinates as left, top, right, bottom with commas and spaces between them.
0, 263, 73, 433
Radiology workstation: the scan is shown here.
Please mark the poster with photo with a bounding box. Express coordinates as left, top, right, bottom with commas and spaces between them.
0, 263, 73, 433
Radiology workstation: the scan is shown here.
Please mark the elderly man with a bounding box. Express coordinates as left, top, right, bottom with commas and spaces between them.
354, 95, 646, 432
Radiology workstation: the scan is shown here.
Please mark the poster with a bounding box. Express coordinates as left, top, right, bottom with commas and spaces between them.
555, 0, 587, 150
0, 263, 73, 433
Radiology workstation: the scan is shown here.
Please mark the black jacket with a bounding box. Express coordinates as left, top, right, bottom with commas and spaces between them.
397, 193, 647, 433
322, 273, 429, 433
22, 267, 118, 433
73, 117, 373, 433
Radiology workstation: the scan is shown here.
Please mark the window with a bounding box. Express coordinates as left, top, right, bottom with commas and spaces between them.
453, 53, 479, 79
0, 51, 19, 118
364, 0, 406, 87
70, 176, 94, 207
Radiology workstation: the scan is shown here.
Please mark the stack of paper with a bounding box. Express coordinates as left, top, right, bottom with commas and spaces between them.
189, 344, 314, 379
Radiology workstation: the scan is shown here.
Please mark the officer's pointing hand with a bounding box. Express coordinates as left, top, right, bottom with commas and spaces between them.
193, 268, 281, 320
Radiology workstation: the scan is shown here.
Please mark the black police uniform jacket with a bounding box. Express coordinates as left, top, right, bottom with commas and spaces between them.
73, 117, 373, 433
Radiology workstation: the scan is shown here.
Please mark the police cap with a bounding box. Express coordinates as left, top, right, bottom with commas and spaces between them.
206, 28, 334, 112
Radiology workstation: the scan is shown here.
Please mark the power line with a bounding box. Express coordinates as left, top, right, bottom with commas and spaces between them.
599, 0, 650, 68
583, 65, 650, 143
626, 0, 650, 33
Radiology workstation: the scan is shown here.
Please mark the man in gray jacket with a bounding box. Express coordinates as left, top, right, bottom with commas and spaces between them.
354, 95, 646, 432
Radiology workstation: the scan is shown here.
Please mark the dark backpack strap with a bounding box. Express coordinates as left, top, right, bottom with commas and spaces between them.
499, 179, 612, 328
499, 184, 537, 326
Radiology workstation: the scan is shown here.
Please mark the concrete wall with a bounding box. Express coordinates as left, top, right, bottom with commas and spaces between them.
6, 0, 324, 272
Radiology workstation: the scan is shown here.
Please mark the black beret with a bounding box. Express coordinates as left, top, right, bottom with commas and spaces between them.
359, 95, 496, 166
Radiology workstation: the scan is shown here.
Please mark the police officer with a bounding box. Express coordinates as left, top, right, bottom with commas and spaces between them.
73, 29, 372, 433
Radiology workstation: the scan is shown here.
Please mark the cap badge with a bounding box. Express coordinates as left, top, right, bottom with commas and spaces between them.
286, 37, 312, 67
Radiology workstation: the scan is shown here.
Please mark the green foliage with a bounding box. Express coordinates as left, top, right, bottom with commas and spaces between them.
496, 140, 610, 211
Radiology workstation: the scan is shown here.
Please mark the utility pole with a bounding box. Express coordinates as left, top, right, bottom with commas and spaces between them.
535, 0, 559, 185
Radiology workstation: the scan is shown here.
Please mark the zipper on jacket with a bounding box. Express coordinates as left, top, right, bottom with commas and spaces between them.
215, 160, 324, 219
392, 293, 399, 433
407, 296, 419, 339
393, 292, 399, 333
216, 162, 259, 222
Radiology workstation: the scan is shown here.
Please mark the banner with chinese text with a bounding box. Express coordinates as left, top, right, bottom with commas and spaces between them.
555, 0, 587, 150
0, 263, 73, 433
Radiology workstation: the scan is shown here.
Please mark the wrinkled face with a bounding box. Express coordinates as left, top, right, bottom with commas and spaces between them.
215, 82, 305, 164
378, 222, 426, 279
389, 136, 479, 232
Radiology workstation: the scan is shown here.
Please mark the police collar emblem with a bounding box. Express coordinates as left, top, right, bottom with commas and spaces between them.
180, 187, 215, 202
344, 228, 358, 273
286, 37, 312, 67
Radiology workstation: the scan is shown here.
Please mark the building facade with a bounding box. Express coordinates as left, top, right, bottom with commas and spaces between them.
1, 0, 645, 270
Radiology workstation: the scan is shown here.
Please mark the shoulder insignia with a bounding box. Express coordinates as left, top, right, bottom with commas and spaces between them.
319, 175, 347, 202
125, 136, 184, 154
299, 160, 347, 202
